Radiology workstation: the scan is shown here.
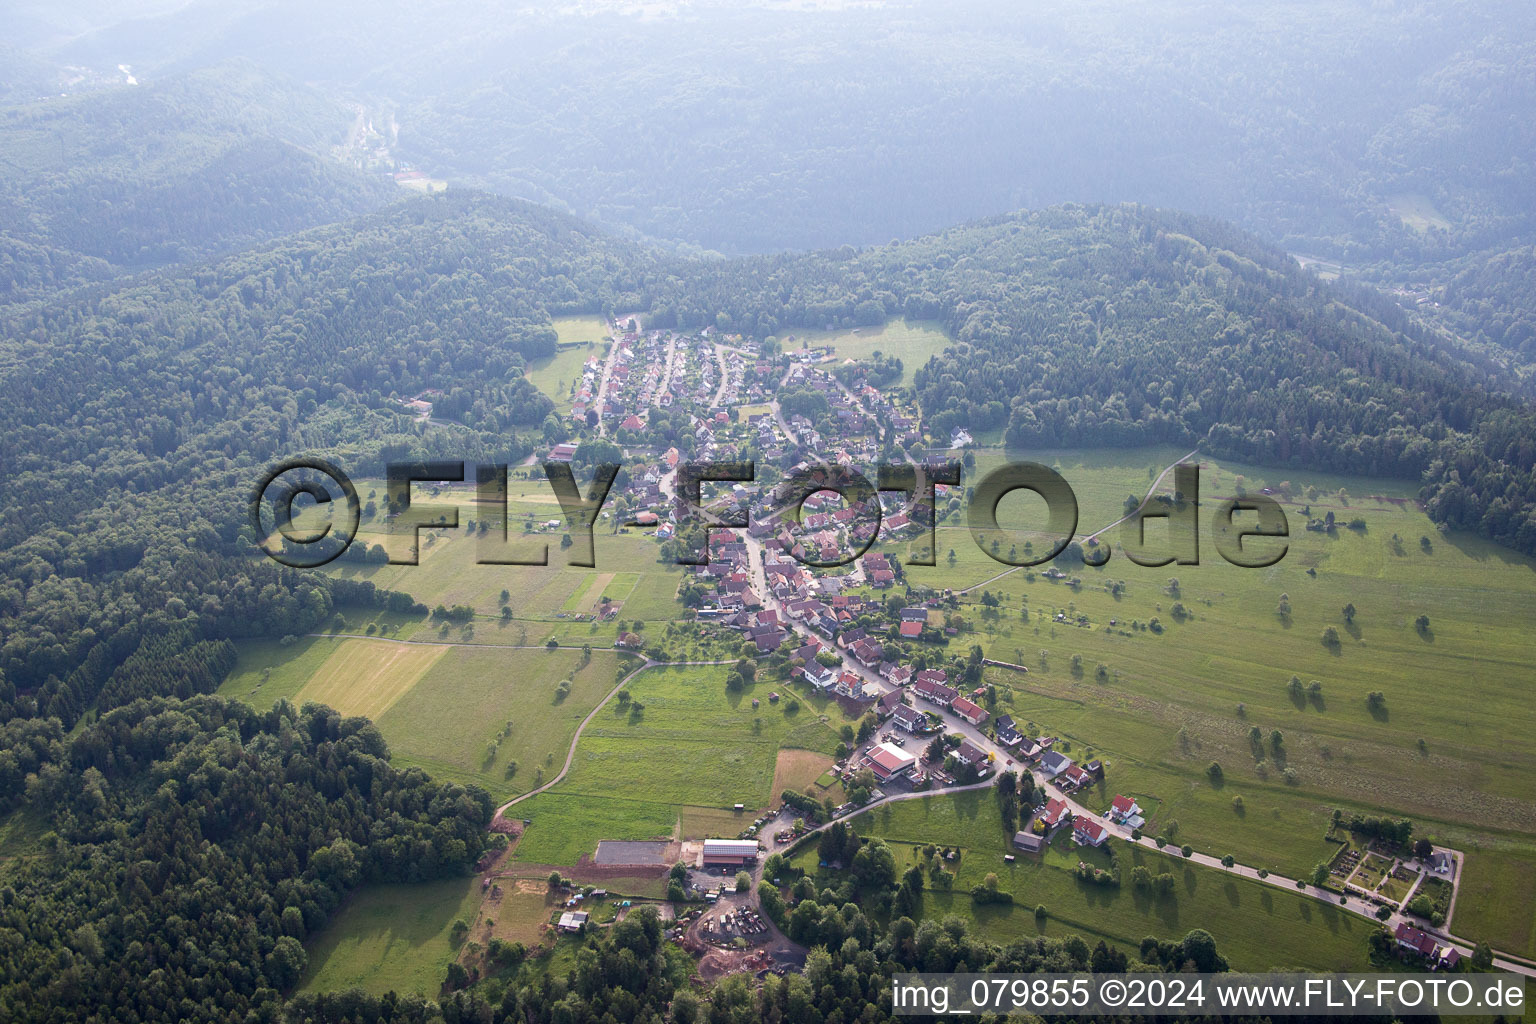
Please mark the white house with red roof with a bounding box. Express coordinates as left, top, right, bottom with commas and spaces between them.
1038, 797, 1071, 830
1060, 763, 1093, 789
1073, 817, 1109, 847
1109, 795, 1144, 828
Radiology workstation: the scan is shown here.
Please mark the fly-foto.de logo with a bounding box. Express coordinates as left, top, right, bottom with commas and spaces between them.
250, 459, 1287, 571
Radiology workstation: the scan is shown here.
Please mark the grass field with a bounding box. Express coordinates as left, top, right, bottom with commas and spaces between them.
511, 664, 854, 865
835, 791, 1370, 971
890, 446, 1536, 957
299, 875, 483, 997
522, 315, 607, 402
221, 639, 633, 799
268, 442, 1536, 960
1387, 193, 1451, 233
786, 319, 950, 387
295, 638, 447, 719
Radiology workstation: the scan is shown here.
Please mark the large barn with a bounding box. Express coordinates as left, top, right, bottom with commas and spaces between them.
700, 839, 760, 867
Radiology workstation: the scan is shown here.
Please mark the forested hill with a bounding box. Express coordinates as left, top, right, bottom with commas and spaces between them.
0, 60, 395, 303
653, 205, 1536, 555
0, 192, 648, 724
4, 191, 1536, 732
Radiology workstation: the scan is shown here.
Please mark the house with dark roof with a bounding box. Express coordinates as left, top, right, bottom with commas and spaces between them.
1037, 750, 1072, 779
954, 740, 988, 769
891, 703, 929, 733
1012, 831, 1045, 853
995, 714, 1023, 746
1394, 923, 1438, 958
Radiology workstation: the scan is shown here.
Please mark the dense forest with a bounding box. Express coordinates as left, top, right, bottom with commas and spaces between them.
0, 194, 653, 723
0, 696, 493, 1023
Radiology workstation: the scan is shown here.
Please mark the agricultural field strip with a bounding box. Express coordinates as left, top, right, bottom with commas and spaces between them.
492, 658, 737, 821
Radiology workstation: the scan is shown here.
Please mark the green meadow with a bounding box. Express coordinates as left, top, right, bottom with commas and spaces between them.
826, 791, 1371, 971
267, 443, 1536, 961
511, 664, 853, 866
220, 640, 635, 799
522, 315, 608, 402
785, 318, 950, 387
890, 446, 1536, 957
299, 876, 483, 997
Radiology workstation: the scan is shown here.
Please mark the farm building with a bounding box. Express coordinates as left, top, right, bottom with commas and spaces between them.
865, 742, 918, 781
548, 443, 578, 463
1012, 831, 1045, 853
701, 839, 759, 867
557, 911, 589, 932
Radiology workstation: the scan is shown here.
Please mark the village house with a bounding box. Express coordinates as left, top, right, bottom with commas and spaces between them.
1393, 923, 1460, 968
1073, 817, 1109, 847
1060, 763, 1093, 789
891, 703, 929, 733
1037, 797, 1071, 831
951, 696, 989, 726
995, 714, 1023, 747
954, 739, 988, 769
1036, 750, 1072, 779
1109, 795, 1143, 827
914, 675, 958, 707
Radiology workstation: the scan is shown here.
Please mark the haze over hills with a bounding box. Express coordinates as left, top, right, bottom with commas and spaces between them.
0, 60, 392, 302
19, 0, 1536, 263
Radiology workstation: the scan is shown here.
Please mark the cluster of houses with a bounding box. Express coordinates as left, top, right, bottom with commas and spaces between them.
1013, 790, 1136, 853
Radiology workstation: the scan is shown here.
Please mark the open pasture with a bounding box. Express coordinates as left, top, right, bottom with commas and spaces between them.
785, 318, 950, 387
298, 875, 483, 997
937, 447, 1536, 955
838, 791, 1370, 971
